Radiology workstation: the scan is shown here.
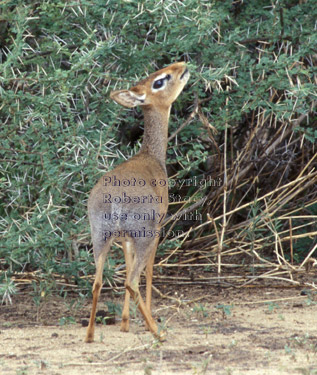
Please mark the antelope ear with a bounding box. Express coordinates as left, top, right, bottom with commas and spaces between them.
110, 89, 146, 108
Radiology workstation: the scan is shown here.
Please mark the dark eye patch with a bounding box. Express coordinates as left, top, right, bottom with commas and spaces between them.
153, 79, 164, 89
152, 74, 172, 90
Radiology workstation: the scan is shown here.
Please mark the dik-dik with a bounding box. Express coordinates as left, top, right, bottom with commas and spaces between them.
85, 62, 190, 342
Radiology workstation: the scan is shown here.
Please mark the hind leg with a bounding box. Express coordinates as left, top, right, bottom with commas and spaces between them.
85, 240, 111, 343
145, 236, 159, 330
120, 241, 133, 332
125, 238, 164, 341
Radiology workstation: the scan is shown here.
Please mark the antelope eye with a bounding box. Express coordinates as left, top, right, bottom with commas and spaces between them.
153, 79, 164, 89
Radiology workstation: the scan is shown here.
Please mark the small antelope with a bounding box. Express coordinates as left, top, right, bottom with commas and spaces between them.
85, 62, 190, 342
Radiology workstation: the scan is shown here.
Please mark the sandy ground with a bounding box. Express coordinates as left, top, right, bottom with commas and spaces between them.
1, 286, 317, 375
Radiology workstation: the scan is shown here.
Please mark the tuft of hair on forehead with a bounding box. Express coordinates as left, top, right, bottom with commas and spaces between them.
132, 62, 186, 87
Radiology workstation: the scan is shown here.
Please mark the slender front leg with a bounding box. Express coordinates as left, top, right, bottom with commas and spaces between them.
85, 250, 107, 343
121, 241, 133, 332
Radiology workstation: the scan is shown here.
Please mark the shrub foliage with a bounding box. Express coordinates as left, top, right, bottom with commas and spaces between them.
0, 0, 316, 289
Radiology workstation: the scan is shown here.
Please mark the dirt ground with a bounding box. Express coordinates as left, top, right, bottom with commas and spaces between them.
1, 283, 317, 375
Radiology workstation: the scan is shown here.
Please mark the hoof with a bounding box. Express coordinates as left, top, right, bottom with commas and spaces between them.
155, 330, 166, 342
85, 333, 94, 343
120, 321, 129, 332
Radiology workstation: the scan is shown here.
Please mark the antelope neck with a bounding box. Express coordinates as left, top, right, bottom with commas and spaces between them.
139, 105, 171, 165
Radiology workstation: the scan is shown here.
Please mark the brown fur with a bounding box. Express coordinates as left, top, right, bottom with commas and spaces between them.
85, 62, 189, 342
